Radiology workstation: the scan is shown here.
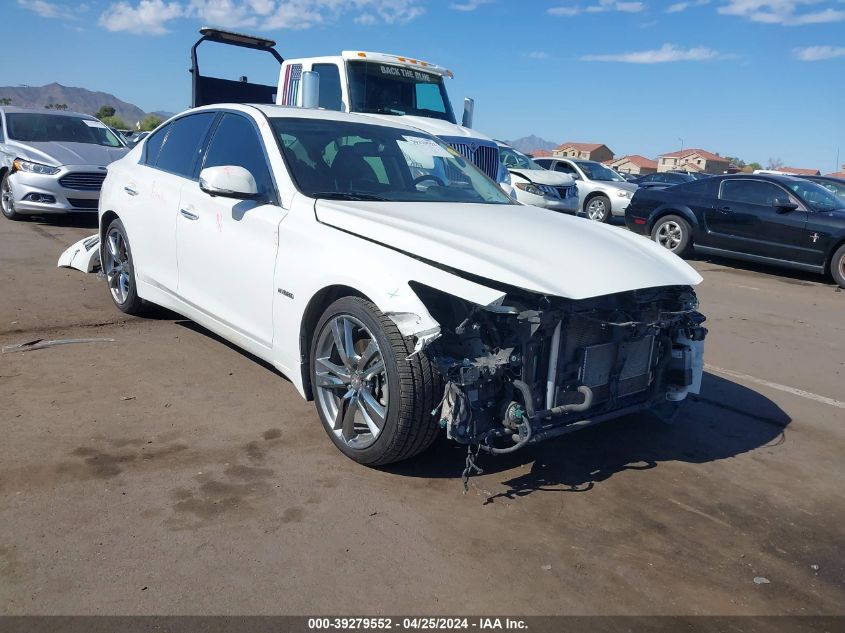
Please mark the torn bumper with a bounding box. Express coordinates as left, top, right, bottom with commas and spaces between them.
57, 233, 100, 273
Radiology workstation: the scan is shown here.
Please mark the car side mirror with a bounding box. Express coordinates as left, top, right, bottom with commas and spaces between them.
774, 200, 799, 213
199, 166, 258, 199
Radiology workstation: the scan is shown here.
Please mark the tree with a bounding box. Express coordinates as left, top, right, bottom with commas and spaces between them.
767, 157, 784, 170
139, 114, 163, 131
748, 162, 763, 171
95, 105, 116, 120
725, 156, 746, 168
0, 97, 12, 106
101, 115, 128, 130
44, 103, 68, 110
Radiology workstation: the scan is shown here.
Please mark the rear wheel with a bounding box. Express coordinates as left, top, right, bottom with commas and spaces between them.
103, 218, 145, 315
831, 244, 845, 289
585, 195, 611, 222
651, 214, 692, 257
1, 172, 21, 221
310, 296, 440, 465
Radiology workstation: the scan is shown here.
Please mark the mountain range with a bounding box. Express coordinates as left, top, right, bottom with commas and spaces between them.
504, 135, 558, 154
0, 83, 174, 127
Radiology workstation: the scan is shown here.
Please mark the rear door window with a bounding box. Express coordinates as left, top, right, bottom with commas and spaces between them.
721, 180, 789, 206
155, 112, 217, 178
142, 123, 170, 166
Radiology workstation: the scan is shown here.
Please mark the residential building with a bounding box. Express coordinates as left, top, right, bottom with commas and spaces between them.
553, 142, 614, 163
606, 154, 658, 175
783, 167, 821, 176
657, 148, 730, 174
529, 149, 553, 158
826, 164, 845, 179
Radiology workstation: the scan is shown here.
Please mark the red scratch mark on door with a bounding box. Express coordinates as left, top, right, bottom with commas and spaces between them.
215, 211, 223, 233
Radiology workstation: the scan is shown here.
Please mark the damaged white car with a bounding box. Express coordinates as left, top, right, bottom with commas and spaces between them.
60, 104, 706, 466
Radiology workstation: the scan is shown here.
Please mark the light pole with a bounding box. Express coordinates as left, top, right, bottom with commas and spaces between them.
678, 137, 684, 151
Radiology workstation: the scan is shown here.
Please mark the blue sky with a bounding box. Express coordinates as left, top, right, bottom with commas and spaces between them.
4, 0, 845, 171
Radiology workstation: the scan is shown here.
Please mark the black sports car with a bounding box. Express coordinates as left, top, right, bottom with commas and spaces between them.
631, 172, 696, 188
625, 174, 845, 288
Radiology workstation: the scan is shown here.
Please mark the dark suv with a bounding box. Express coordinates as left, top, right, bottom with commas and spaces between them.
625, 174, 845, 288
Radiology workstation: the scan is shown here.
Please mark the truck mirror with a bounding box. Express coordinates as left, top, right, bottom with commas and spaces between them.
462, 97, 475, 129
300, 71, 320, 109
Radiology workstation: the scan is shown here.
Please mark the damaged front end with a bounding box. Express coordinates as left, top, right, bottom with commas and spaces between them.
418, 283, 707, 454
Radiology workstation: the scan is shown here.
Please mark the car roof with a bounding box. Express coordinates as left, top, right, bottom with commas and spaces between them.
190, 103, 441, 135
0, 106, 95, 119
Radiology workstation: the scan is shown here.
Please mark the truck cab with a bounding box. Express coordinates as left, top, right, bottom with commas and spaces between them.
190, 29, 505, 185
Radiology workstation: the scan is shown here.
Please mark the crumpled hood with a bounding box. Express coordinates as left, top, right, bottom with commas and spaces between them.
509, 168, 574, 186
359, 113, 493, 141
9, 141, 128, 167
315, 200, 701, 300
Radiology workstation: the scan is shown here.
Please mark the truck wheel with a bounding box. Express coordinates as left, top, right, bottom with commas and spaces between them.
831, 244, 845, 289
585, 195, 611, 222
310, 296, 441, 465
103, 218, 145, 315
652, 214, 692, 257
1, 172, 21, 220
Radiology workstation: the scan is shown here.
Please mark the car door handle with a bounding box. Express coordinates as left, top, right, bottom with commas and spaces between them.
180, 208, 199, 221
124, 186, 138, 196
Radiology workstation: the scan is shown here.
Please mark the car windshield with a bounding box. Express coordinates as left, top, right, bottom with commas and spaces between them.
346, 61, 456, 123
575, 160, 624, 182
786, 179, 845, 212
5, 113, 123, 147
499, 146, 543, 170
271, 117, 513, 205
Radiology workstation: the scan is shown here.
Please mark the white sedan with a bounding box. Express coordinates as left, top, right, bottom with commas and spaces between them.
74, 104, 706, 466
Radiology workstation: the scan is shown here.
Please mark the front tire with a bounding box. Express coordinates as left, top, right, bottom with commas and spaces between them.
102, 218, 144, 315
1, 172, 21, 221
831, 244, 845, 289
651, 214, 692, 257
585, 195, 611, 222
309, 296, 441, 466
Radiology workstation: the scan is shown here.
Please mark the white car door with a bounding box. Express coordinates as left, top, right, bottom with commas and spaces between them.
127, 112, 217, 293
176, 112, 285, 349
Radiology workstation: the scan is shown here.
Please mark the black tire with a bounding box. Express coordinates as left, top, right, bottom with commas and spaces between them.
830, 243, 845, 289
309, 296, 441, 466
584, 194, 611, 222
651, 214, 692, 257
1, 172, 21, 221
102, 218, 145, 315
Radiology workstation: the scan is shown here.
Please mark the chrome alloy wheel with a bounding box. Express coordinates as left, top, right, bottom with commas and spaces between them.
586, 198, 608, 221
1, 178, 15, 216
314, 315, 389, 450
839, 252, 845, 281
656, 220, 684, 251
103, 227, 132, 304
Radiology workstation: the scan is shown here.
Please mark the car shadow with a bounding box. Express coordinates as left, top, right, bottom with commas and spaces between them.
19, 212, 99, 229
382, 372, 791, 499
693, 253, 838, 289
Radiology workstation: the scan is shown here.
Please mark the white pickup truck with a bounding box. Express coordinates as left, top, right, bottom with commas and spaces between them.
190, 28, 506, 185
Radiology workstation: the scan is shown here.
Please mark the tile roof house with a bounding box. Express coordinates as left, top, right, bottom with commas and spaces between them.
825, 165, 845, 179
657, 148, 730, 175
607, 154, 658, 175
783, 167, 821, 176
529, 149, 553, 158
553, 142, 614, 163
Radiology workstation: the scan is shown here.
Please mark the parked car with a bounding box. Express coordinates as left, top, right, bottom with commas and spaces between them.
533, 157, 637, 222
799, 175, 845, 202
632, 172, 696, 188
618, 172, 639, 183
625, 174, 845, 288
63, 104, 706, 466
0, 107, 128, 220
497, 143, 578, 214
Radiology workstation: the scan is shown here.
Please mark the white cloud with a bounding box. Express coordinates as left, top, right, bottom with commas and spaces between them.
793, 45, 845, 60
98, 0, 425, 34
666, 0, 709, 13
548, 1, 644, 17
527, 51, 550, 59
580, 43, 721, 62
99, 0, 184, 34
17, 0, 83, 19
450, 0, 494, 11
718, 1, 845, 26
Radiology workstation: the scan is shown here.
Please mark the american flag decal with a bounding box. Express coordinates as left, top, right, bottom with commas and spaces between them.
282, 64, 303, 106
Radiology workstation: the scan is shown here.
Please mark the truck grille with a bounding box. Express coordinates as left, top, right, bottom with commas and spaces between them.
59, 173, 107, 191
442, 140, 500, 181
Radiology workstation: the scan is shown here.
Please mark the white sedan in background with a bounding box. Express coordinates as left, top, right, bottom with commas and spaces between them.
62, 104, 706, 467
498, 143, 578, 214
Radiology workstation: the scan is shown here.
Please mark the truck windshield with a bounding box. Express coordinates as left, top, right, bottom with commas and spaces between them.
346, 61, 456, 124
271, 117, 512, 205
5, 113, 124, 147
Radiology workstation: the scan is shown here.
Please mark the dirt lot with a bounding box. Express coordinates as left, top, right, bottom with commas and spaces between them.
1, 214, 843, 615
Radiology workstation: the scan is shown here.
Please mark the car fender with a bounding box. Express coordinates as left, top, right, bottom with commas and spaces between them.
647, 205, 699, 234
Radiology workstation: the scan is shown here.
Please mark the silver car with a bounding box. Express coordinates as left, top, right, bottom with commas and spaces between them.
497, 143, 579, 214
0, 107, 128, 220
534, 157, 638, 222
